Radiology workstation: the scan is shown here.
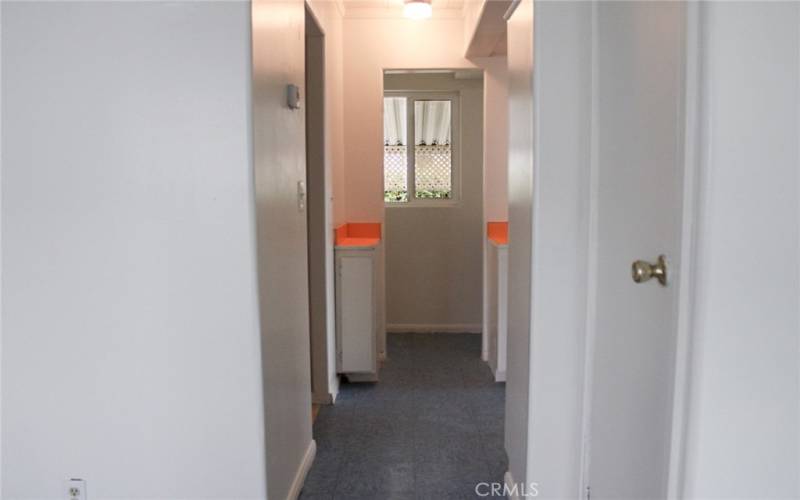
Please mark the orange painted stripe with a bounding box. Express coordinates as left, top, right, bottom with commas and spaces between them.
487, 221, 508, 245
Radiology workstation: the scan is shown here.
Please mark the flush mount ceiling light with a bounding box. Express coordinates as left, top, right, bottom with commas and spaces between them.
403, 0, 432, 20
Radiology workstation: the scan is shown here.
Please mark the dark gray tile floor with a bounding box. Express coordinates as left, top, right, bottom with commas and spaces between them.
300, 333, 507, 500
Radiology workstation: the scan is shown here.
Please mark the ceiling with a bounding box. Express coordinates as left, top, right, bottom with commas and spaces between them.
340, 0, 467, 18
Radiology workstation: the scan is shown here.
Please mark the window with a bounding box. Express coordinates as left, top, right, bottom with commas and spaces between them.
383, 93, 459, 205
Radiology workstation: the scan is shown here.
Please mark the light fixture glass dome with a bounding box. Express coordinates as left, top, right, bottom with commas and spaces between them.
403, 0, 432, 20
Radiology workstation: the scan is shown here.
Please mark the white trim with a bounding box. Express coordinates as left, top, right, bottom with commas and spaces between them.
666, 3, 702, 498
797, 6, 800, 493
386, 323, 482, 334
482, 235, 490, 361
493, 369, 506, 383
504, 470, 520, 500
311, 375, 339, 404
287, 439, 316, 500
503, 0, 522, 22
330, 375, 339, 403
0, 1, 4, 492
578, 2, 600, 498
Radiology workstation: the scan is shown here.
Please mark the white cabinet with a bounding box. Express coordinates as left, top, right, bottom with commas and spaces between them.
335, 246, 379, 381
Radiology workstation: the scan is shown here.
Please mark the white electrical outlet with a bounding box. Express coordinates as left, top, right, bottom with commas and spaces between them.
66, 479, 87, 500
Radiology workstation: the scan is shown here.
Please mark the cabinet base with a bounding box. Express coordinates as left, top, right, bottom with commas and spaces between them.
342, 372, 379, 383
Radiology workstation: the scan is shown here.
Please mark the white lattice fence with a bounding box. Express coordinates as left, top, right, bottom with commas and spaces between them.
414, 145, 451, 196
384, 145, 407, 192
384, 144, 452, 200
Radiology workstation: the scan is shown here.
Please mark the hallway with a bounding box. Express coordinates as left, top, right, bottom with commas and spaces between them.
300, 333, 506, 499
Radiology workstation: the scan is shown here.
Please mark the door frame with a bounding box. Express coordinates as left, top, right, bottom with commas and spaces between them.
576, 2, 701, 498
304, 2, 338, 405
508, 1, 701, 497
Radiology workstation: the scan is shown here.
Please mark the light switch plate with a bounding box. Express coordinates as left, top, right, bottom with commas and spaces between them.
66, 479, 87, 500
297, 180, 306, 212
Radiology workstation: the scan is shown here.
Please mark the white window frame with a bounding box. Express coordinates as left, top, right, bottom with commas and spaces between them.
383, 91, 461, 207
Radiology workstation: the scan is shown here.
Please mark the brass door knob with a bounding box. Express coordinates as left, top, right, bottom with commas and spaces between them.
632, 255, 667, 286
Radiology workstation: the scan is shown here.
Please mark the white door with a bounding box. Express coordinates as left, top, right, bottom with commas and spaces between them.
587, 2, 687, 498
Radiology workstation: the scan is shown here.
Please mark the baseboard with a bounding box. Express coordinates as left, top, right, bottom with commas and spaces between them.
330, 374, 339, 403
387, 323, 482, 334
287, 439, 316, 500
494, 369, 506, 383
311, 391, 332, 405
311, 375, 340, 405
504, 470, 519, 500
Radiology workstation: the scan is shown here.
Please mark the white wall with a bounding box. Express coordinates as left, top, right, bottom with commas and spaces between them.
1, 1, 267, 497
308, 0, 347, 230
341, 11, 508, 348
504, 0, 534, 489
508, 3, 800, 499
679, 3, 800, 498
341, 11, 508, 226
480, 56, 509, 223
463, 0, 483, 53
342, 14, 480, 223
342, 12, 475, 355
383, 73, 484, 331
478, 55, 508, 356
525, 2, 594, 498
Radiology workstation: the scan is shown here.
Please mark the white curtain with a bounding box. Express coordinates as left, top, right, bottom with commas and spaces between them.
383, 97, 406, 145
383, 98, 451, 146
414, 100, 451, 145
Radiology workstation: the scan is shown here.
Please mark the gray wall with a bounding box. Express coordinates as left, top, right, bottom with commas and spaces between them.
252, 1, 315, 498
384, 73, 484, 331
1, 1, 267, 497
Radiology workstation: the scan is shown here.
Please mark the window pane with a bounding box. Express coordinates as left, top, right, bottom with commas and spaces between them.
384, 97, 408, 203
414, 100, 452, 199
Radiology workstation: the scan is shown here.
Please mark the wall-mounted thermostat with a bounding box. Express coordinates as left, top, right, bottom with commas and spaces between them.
286, 84, 301, 110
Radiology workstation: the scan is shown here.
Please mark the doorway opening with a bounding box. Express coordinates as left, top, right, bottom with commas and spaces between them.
305, 5, 335, 418
301, 67, 510, 499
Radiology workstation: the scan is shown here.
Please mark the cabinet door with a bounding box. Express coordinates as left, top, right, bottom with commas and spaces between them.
337, 253, 376, 373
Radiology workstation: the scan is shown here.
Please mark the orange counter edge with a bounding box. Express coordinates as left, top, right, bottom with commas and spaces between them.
335, 222, 382, 247
487, 221, 509, 245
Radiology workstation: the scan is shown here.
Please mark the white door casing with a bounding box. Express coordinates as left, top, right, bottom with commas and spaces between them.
505, 0, 535, 487
583, 2, 688, 498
